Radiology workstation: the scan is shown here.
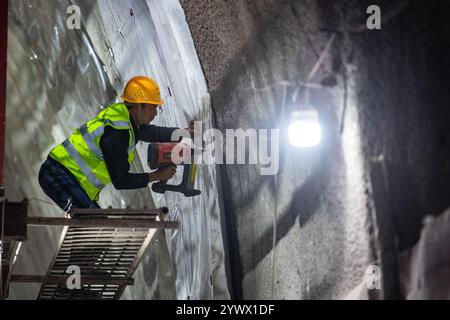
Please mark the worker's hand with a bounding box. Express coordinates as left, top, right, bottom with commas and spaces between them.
186, 121, 196, 139
149, 165, 177, 182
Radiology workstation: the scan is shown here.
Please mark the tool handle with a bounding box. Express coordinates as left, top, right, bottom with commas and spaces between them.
152, 180, 168, 194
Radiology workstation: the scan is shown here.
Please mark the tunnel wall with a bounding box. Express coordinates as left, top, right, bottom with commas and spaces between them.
6, 0, 117, 299
6, 0, 449, 300
181, 0, 450, 299
6, 0, 229, 300
181, 0, 375, 299
346, 0, 450, 250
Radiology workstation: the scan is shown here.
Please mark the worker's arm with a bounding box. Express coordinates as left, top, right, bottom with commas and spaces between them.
100, 128, 175, 190
100, 127, 150, 190
137, 125, 182, 143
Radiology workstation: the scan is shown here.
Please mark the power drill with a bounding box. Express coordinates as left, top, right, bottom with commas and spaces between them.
147, 142, 201, 197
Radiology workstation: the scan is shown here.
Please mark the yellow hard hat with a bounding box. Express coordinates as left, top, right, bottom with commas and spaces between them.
121, 76, 165, 105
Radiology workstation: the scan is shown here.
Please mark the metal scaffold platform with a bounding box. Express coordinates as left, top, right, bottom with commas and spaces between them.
0, 200, 178, 300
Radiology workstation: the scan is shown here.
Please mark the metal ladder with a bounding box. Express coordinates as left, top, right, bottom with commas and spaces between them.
1, 200, 178, 300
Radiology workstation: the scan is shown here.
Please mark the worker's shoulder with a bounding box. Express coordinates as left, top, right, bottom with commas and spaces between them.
98, 103, 132, 127
102, 102, 128, 114
107, 102, 127, 109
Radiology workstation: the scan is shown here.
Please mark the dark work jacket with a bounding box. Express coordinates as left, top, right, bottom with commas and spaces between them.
99, 119, 178, 190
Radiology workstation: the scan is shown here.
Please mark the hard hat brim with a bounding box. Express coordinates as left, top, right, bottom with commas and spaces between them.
121, 97, 165, 106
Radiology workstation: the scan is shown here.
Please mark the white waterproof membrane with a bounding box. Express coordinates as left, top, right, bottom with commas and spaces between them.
6, 0, 229, 300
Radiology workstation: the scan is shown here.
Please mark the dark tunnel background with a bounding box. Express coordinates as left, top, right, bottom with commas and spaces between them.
181, 0, 450, 299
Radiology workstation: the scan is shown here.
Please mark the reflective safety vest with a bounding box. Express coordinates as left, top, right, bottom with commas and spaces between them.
50, 103, 136, 201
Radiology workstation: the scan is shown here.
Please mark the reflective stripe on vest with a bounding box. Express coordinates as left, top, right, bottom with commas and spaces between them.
129, 127, 136, 154
80, 124, 104, 159
80, 120, 136, 159
62, 139, 105, 189
50, 103, 136, 201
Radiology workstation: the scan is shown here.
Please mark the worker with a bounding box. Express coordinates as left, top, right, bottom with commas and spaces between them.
38, 76, 193, 211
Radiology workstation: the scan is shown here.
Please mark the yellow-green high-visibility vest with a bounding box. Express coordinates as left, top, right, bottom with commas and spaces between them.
49, 103, 136, 201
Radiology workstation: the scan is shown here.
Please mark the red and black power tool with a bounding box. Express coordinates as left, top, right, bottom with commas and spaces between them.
147, 142, 201, 197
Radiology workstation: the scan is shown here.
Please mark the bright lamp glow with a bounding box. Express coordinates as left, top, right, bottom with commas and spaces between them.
289, 110, 322, 148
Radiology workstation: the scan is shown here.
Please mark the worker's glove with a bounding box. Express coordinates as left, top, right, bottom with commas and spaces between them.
150, 165, 177, 182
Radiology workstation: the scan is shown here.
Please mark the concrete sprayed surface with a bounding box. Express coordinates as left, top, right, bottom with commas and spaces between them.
181, 0, 450, 299
6, 0, 229, 300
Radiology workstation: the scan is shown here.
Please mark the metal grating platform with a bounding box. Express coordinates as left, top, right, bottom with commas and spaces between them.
36, 208, 172, 300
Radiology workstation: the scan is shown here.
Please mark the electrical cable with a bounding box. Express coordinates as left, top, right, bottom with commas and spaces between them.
268, 27, 338, 299
271, 173, 278, 299
270, 83, 288, 299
